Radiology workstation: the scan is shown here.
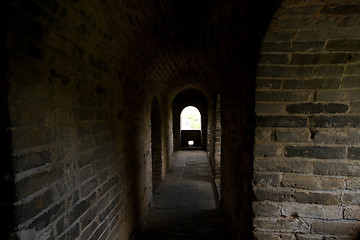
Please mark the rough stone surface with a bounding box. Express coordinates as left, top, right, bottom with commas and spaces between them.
4, 0, 360, 240
254, 0, 360, 238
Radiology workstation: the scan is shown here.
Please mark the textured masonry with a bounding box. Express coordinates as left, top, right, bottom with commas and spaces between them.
254, 0, 360, 239
4, 0, 360, 239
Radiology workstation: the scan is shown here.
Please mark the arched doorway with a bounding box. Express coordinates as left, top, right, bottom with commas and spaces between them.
180, 106, 202, 148
172, 89, 208, 151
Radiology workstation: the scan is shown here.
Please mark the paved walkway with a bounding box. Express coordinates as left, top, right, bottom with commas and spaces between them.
137, 151, 229, 240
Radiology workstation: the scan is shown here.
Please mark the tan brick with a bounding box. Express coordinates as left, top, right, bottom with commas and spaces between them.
344, 206, 360, 220
281, 203, 342, 220
311, 220, 360, 236
281, 174, 345, 191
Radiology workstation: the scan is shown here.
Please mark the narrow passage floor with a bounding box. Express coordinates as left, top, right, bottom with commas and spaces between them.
137, 151, 229, 240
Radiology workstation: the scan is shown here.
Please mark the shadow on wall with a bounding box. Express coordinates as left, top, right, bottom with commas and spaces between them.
1, 2, 16, 237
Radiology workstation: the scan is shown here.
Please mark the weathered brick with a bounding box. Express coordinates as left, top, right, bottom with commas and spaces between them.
291, 53, 350, 65
343, 193, 360, 205
80, 205, 97, 230
339, 16, 360, 28
254, 144, 284, 157
59, 223, 80, 240
321, 4, 360, 15
346, 178, 360, 190
294, 191, 341, 205
256, 91, 310, 102
253, 217, 310, 233
287, 103, 323, 114
257, 66, 313, 78
281, 202, 342, 220
344, 206, 360, 220
253, 172, 281, 187
254, 187, 293, 202
254, 158, 312, 174
314, 161, 360, 177
324, 103, 349, 114
281, 5, 321, 17
264, 30, 298, 42
342, 76, 360, 88
285, 145, 346, 159
309, 116, 360, 128
311, 220, 360, 236
282, 78, 340, 89
312, 66, 344, 77
314, 90, 346, 101
270, 17, 312, 30
56, 217, 65, 235
259, 54, 289, 64
348, 147, 360, 160
98, 176, 119, 197
349, 102, 360, 113
255, 129, 273, 141
256, 78, 283, 90
28, 201, 65, 231
261, 41, 325, 53
68, 192, 96, 226
325, 39, 360, 52
345, 64, 360, 75
255, 103, 286, 114
276, 129, 309, 143
252, 202, 281, 217
81, 177, 98, 197
295, 234, 330, 240
253, 231, 295, 240
314, 130, 360, 145
15, 167, 62, 200
315, 89, 360, 101
13, 151, 51, 173
99, 196, 118, 222
281, 174, 344, 191
297, 29, 360, 41
15, 189, 53, 224
347, 89, 360, 100
89, 219, 108, 240
256, 116, 307, 128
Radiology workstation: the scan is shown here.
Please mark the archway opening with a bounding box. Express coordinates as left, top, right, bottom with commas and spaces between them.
180, 106, 202, 148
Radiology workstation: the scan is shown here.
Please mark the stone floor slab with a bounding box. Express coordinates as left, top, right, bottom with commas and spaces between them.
137, 151, 229, 239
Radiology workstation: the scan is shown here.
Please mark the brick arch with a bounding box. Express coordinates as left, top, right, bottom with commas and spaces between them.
172, 89, 208, 151
253, 0, 360, 239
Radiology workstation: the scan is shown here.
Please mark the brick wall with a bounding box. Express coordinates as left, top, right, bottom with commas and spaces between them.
254, 0, 360, 239
6, 1, 157, 239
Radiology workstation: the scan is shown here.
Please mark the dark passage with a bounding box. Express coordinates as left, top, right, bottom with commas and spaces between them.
137, 151, 228, 240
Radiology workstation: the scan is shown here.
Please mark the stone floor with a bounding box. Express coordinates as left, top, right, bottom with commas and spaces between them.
137, 151, 229, 240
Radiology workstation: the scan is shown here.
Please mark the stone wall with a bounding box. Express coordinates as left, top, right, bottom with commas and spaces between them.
254, 0, 360, 239
6, 1, 158, 239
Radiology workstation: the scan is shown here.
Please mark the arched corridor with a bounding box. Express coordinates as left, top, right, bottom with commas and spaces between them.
2, 0, 360, 239
138, 151, 227, 240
